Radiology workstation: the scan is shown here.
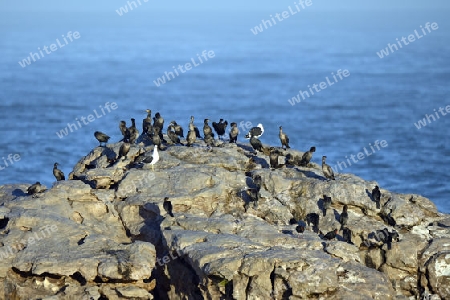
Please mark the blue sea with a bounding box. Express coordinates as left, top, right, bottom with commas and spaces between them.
0, 7, 449, 212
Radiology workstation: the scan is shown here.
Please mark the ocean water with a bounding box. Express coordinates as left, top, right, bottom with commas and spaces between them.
0, 9, 449, 212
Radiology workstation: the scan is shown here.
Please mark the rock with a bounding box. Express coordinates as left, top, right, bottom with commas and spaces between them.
0, 141, 448, 299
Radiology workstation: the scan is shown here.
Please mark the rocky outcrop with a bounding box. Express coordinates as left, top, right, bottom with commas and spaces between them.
0, 139, 448, 299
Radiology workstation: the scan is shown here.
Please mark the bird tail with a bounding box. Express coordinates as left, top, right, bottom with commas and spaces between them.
376, 201, 380, 209
323, 209, 326, 217
169, 212, 174, 217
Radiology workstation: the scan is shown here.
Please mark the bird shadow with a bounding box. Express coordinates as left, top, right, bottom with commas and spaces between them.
237, 190, 251, 210
335, 233, 344, 242
12, 189, 27, 197
298, 220, 307, 227
365, 189, 374, 202
236, 143, 254, 153
333, 209, 340, 222
250, 156, 269, 169
245, 177, 257, 190
297, 170, 324, 180
102, 147, 117, 161
316, 196, 325, 212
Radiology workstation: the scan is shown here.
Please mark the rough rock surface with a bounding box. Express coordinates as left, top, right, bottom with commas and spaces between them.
0, 138, 448, 299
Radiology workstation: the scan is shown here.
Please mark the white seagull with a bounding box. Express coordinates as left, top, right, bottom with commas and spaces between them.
245, 123, 264, 139
150, 146, 159, 170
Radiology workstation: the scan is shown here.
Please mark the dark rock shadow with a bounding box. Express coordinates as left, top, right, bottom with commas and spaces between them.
138, 204, 203, 300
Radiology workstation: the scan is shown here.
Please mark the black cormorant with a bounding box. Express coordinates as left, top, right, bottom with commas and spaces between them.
339, 204, 348, 229
190, 116, 202, 138
299, 146, 316, 167
322, 229, 338, 240
203, 119, 214, 138
186, 123, 197, 147
128, 118, 139, 144
322, 156, 335, 180
143, 109, 152, 134
163, 197, 174, 217
229, 122, 239, 143
322, 194, 332, 216
372, 186, 381, 209
118, 142, 131, 160
212, 119, 228, 140
94, 131, 110, 147
170, 121, 184, 138
27, 182, 43, 195
250, 136, 263, 153
279, 126, 290, 150
153, 112, 164, 131
53, 163, 65, 181
119, 120, 130, 142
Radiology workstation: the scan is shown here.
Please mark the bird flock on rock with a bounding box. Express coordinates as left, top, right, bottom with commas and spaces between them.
25, 110, 397, 249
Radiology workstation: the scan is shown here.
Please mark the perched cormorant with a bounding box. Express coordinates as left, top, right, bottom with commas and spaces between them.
322, 194, 332, 216
204, 134, 215, 148
322, 156, 335, 180
167, 125, 183, 145
190, 116, 202, 138
53, 163, 65, 181
203, 119, 214, 138
128, 118, 139, 144
342, 227, 353, 244
381, 208, 396, 227
295, 225, 305, 234
118, 142, 131, 160
245, 123, 264, 139
94, 131, 110, 147
143, 109, 152, 134
212, 119, 228, 140
245, 188, 259, 208
170, 121, 184, 138
153, 112, 164, 131
374, 228, 399, 249
119, 120, 130, 142
229, 122, 239, 143
152, 127, 162, 149
269, 149, 279, 169
163, 197, 174, 217
250, 136, 263, 153
252, 174, 262, 192
372, 186, 381, 209
306, 213, 320, 232
339, 205, 348, 229
299, 146, 316, 167
27, 182, 43, 195
186, 123, 197, 147
149, 146, 159, 170
245, 157, 257, 172
279, 126, 290, 150
322, 229, 338, 240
